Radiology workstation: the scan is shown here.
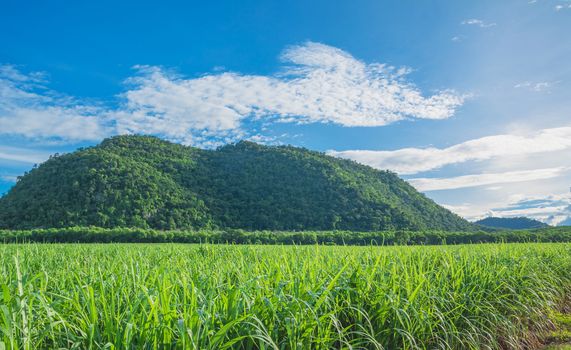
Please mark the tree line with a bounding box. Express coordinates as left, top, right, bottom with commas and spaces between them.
1, 226, 570, 245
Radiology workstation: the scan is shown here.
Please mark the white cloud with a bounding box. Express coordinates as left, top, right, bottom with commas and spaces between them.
0, 65, 45, 82
0, 42, 466, 146
461, 19, 497, 28
329, 126, 571, 174
0, 65, 111, 141
489, 193, 571, 226
0, 175, 18, 183
439, 194, 571, 225
409, 167, 568, 191
555, 3, 571, 10
441, 203, 476, 216
514, 81, 555, 92
0, 145, 52, 164
2, 107, 111, 141
115, 42, 464, 144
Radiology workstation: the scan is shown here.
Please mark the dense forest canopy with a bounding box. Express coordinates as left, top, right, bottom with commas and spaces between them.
0, 135, 474, 231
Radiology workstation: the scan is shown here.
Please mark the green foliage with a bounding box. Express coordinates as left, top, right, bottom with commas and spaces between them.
0, 135, 473, 231
0, 226, 570, 244
0, 243, 570, 348
546, 310, 571, 347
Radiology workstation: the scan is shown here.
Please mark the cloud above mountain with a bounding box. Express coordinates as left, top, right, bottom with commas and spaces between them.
0, 65, 111, 141
329, 126, 571, 175
409, 167, 569, 191
330, 126, 571, 225
0, 42, 465, 146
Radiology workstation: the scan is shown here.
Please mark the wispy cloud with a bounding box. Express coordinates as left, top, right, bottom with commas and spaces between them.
461, 19, 497, 28
555, 3, 571, 10
490, 193, 571, 226
529, 0, 571, 11
0, 42, 466, 146
439, 192, 571, 226
0, 65, 112, 141
116, 42, 465, 145
409, 167, 568, 191
514, 81, 556, 92
329, 126, 571, 174
0, 175, 18, 183
0, 145, 53, 164
0, 65, 45, 82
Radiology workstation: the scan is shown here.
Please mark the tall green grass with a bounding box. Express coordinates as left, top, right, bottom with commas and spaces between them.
0, 243, 570, 349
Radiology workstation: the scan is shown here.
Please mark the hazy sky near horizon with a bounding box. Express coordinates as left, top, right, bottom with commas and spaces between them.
1, 0, 571, 224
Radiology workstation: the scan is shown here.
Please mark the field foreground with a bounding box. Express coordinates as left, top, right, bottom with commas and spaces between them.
0, 243, 570, 349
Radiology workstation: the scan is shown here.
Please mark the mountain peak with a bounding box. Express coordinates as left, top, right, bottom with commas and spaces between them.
0, 136, 473, 231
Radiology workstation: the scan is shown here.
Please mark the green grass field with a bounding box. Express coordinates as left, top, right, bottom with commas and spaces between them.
1, 243, 570, 349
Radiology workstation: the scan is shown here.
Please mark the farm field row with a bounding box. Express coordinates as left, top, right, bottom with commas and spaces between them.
0, 243, 570, 349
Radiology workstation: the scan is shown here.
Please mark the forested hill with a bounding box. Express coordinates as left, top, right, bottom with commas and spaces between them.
474, 217, 549, 230
0, 135, 474, 231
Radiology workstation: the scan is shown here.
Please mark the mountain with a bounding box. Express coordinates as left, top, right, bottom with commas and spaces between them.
0, 135, 474, 231
474, 217, 549, 230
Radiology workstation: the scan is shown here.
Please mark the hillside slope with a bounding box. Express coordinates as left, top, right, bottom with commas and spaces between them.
0, 135, 474, 231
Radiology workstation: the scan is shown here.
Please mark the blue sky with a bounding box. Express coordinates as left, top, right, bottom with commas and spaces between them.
1, 0, 571, 224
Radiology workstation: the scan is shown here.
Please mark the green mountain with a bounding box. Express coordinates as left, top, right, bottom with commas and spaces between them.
474, 216, 549, 230
0, 135, 474, 231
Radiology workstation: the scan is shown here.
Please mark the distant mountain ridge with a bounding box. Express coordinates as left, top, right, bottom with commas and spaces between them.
474, 216, 548, 230
0, 135, 474, 231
